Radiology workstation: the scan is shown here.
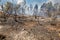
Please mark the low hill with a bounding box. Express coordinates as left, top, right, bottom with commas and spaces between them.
0, 12, 60, 40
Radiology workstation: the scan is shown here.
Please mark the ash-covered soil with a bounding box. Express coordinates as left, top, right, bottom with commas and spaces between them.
0, 13, 60, 40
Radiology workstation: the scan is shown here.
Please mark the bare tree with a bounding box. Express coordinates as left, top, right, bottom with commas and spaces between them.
33, 4, 38, 19
13, 5, 20, 22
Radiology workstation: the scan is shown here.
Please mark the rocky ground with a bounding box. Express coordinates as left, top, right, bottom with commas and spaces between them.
0, 12, 60, 40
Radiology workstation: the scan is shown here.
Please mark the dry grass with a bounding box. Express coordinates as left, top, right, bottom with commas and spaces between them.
0, 12, 60, 40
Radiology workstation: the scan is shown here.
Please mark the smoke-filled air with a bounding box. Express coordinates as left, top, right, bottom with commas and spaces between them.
0, 0, 60, 40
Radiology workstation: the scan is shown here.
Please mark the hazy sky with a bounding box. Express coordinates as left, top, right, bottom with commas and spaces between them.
0, 0, 48, 4
26, 0, 48, 5
17, 0, 48, 7
0, 0, 60, 6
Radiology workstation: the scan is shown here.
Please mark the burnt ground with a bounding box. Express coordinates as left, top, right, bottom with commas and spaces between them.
0, 13, 60, 40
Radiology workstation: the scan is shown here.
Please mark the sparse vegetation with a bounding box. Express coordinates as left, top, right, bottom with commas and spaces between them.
0, 0, 60, 40
0, 12, 60, 40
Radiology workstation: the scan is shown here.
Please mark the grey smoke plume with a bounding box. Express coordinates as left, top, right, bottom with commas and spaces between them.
49, 0, 60, 4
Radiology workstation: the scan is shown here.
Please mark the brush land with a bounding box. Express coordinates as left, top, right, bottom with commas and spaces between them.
0, 12, 60, 40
